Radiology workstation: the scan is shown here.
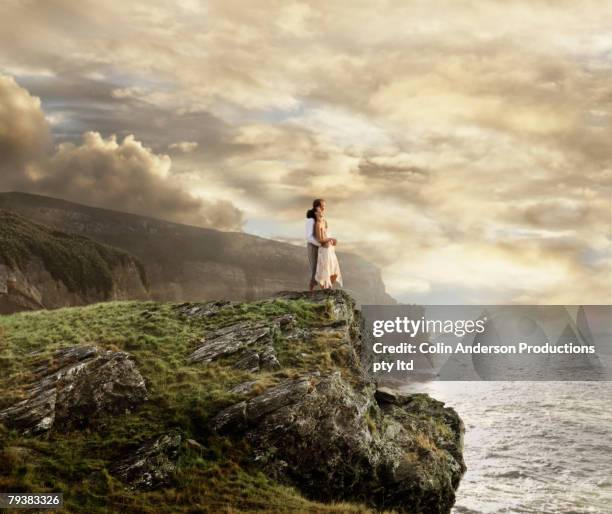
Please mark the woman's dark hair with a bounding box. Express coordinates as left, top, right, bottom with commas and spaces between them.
306, 198, 325, 219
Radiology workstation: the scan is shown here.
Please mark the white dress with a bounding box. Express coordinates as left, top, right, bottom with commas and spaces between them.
314, 221, 343, 288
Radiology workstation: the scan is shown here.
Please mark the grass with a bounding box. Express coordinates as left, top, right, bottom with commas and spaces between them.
0, 210, 147, 296
0, 296, 395, 513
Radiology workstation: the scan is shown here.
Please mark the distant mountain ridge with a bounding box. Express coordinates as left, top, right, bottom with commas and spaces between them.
0, 192, 396, 305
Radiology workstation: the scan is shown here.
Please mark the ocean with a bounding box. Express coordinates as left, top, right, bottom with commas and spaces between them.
403, 381, 612, 514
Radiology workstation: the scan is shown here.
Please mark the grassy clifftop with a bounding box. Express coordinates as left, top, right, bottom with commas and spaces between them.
0, 296, 370, 512
0, 291, 464, 513
0, 210, 147, 297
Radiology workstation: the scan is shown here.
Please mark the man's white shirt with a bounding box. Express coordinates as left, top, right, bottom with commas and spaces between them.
305, 218, 320, 246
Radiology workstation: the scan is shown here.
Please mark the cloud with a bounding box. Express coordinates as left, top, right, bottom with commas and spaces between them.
516, 199, 591, 229
0, 1, 611, 302
0, 74, 243, 230
169, 141, 198, 153
0, 74, 50, 185
357, 158, 429, 182
43, 132, 243, 229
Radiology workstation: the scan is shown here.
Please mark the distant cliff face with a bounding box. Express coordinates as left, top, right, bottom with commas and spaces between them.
0, 210, 149, 314
0, 192, 396, 305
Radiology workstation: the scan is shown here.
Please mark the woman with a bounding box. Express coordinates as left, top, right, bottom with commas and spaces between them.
314, 209, 342, 289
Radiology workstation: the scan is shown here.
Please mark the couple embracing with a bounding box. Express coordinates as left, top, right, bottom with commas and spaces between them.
305, 198, 342, 291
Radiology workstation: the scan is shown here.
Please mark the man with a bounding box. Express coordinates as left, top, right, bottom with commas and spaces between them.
305, 199, 336, 291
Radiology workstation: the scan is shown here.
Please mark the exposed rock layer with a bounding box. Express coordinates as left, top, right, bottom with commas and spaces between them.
0, 259, 149, 314
0, 346, 148, 434
110, 432, 182, 490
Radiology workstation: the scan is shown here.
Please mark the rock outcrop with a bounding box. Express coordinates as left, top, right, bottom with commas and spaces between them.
110, 432, 181, 490
188, 313, 293, 373
203, 290, 465, 513
214, 373, 463, 513
0, 191, 396, 306
0, 346, 147, 434
0, 210, 149, 313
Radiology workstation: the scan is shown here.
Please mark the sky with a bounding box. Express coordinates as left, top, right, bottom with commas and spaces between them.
0, 0, 611, 304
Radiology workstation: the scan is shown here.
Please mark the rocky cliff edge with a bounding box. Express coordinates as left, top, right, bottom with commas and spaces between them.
0, 290, 464, 513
